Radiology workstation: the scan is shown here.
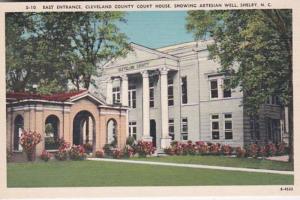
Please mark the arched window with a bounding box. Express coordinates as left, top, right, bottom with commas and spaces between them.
45, 115, 60, 150
107, 119, 117, 147
14, 115, 24, 151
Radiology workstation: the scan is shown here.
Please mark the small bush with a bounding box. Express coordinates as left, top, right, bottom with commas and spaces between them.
123, 145, 135, 158
247, 144, 259, 158
221, 145, 233, 156
40, 150, 51, 162
69, 145, 86, 160
112, 148, 123, 159
135, 140, 156, 157
209, 143, 221, 155
95, 150, 104, 158
54, 138, 70, 161
236, 147, 246, 158
83, 143, 93, 153
20, 130, 42, 161
126, 136, 136, 147
164, 147, 175, 155
277, 142, 287, 155
265, 143, 277, 157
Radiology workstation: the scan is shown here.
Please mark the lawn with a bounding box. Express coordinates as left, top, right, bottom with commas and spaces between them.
131, 155, 293, 171
7, 160, 293, 187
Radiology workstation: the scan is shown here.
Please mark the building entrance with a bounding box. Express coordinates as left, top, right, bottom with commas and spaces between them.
150, 119, 156, 147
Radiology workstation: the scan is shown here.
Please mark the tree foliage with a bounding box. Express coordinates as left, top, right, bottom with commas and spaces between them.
186, 10, 293, 163
186, 10, 292, 114
6, 12, 130, 93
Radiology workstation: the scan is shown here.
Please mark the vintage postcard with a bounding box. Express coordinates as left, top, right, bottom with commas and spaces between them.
0, 0, 299, 198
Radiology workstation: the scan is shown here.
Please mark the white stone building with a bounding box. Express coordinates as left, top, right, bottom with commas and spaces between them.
91, 41, 289, 149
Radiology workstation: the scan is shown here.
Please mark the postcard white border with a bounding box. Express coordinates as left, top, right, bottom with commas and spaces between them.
0, 0, 299, 198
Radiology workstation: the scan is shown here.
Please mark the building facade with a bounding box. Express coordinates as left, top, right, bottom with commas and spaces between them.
6, 90, 128, 156
93, 41, 289, 149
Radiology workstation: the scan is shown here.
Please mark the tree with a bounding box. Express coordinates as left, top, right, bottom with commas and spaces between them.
39, 12, 130, 91
186, 10, 293, 162
6, 12, 130, 93
6, 13, 69, 93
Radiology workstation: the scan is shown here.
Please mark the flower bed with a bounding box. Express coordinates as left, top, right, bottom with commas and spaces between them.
163, 140, 288, 159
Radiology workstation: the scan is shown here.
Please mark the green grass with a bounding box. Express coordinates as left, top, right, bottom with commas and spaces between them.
7, 160, 293, 187
131, 155, 293, 171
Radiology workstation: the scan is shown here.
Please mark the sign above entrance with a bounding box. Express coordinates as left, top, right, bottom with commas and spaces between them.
118, 62, 150, 72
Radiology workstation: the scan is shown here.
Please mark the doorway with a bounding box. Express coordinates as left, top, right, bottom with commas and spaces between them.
150, 119, 156, 147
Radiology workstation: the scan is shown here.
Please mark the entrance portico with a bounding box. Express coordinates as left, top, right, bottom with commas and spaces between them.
102, 43, 179, 148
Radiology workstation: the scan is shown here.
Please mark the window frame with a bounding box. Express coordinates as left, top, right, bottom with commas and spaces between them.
181, 76, 188, 104
168, 118, 175, 140
112, 86, 120, 104
224, 113, 233, 140
211, 114, 220, 140
168, 76, 174, 106
181, 117, 188, 140
128, 121, 137, 140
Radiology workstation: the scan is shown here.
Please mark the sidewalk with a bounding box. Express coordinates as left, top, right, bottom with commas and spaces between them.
87, 158, 293, 175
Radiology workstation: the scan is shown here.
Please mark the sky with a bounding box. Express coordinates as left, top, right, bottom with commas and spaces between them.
118, 11, 194, 49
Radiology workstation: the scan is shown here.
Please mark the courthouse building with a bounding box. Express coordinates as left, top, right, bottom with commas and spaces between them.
92, 41, 289, 149
6, 40, 289, 156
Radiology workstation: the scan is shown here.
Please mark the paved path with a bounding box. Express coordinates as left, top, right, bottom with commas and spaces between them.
87, 158, 293, 175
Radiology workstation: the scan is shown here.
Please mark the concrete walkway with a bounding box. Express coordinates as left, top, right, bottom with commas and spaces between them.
87, 158, 293, 175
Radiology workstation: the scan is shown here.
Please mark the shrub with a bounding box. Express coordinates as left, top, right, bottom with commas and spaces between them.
55, 138, 70, 161
277, 142, 287, 155
19, 130, 42, 161
209, 143, 221, 155
40, 150, 51, 162
236, 147, 246, 158
265, 143, 277, 157
258, 146, 267, 157
126, 136, 136, 147
112, 148, 123, 159
83, 143, 93, 153
69, 145, 86, 160
95, 150, 104, 158
135, 140, 156, 157
164, 147, 175, 155
182, 141, 197, 155
247, 144, 259, 158
195, 141, 208, 155
123, 145, 135, 158
221, 145, 233, 156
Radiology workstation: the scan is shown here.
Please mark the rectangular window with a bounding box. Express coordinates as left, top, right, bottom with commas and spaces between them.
128, 84, 136, 108
210, 80, 218, 99
112, 87, 120, 104
168, 76, 174, 106
181, 117, 188, 140
129, 121, 137, 140
149, 80, 154, 107
181, 76, 188, 104
224, 113, 233, 140
211, 114, 219, 140
223, 79, 232, 98
168, 119, 175, 140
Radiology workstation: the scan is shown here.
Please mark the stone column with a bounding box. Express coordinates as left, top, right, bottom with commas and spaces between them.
141, 71, 152, 141
106, 78, 113, 105
160, 67, 171, 148
121, 75, 129, 107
